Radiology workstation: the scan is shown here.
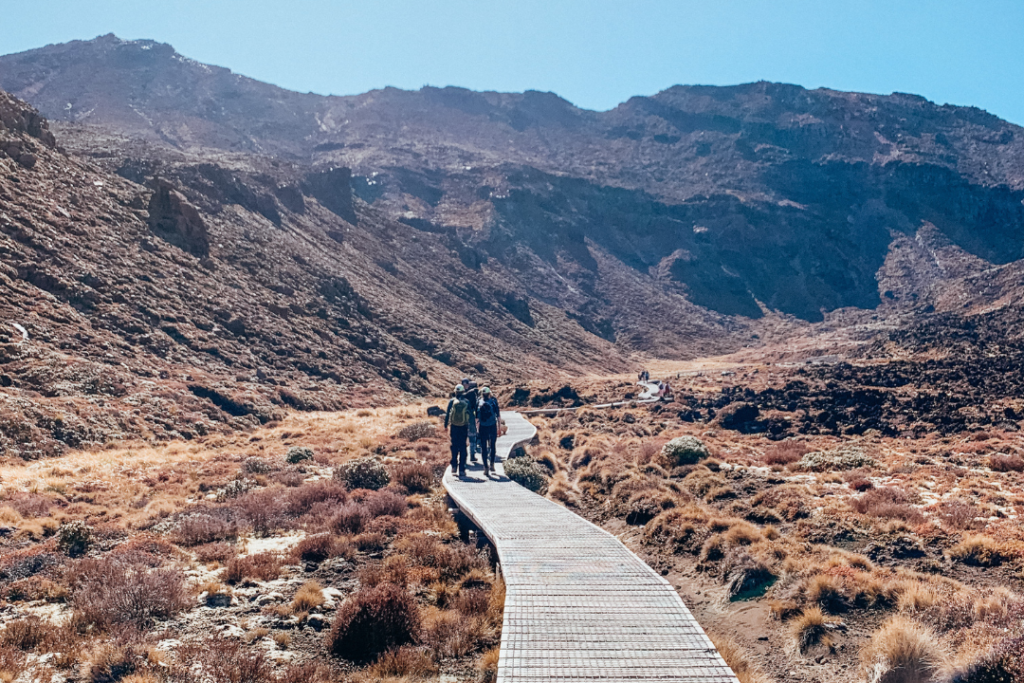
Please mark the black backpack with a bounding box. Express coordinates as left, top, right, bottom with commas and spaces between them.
479, 399, 494, 424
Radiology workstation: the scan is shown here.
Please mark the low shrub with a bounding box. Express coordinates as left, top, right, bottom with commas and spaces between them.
70, 557, 191, 629
233, 489, 286, 537
988, 454, 1024, 472
326, 583, 420, 662
503, 457, 549, 493
950, 633, 1024, 683
0, 617, 51, 650
291, 534, 338, 564
57, 520, 93, 557
355, 532, 387, 551
172, 512, 237, 546
397, 421, 436, 442
193, 542, 237, 563
859, 615, 945, 683
760, 441, 811, 466
392, 462, 434, 493
662, 436, 710, 466
242, 456, 271, 474
799, 447, 875, 472
286, 447, 314, 464
850, 488, 925, 525
336, 458, 391, 490
419, 607, 488, 658
330, 503, 368, 534
363, 490, 408, 518
284, 479, 349, 516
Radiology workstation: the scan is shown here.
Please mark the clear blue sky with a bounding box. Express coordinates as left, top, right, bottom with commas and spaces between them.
2, 0, 1022, 124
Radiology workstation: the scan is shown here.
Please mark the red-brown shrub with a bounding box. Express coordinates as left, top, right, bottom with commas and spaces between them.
760, 442, 811, 466
363, 490, 408, 518
989, 454, 1024, 473
70, 557, 191, 629
6, 493, 54, 518
172, 637, 274, 683
392, 463, 434, 493
847, 477, 874, 492
329, 503, 367, 534
193, 542, 237, 563
172, 512, 237, 546
326, 583, 420, 662
291, 534, 338, 564
850, 487, 925, 525
283, 480, 348, 516
232, 489, 285, 537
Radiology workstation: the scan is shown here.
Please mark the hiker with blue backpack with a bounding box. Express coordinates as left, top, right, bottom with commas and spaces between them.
477, 387, 501, 476
445, 384, 471, 478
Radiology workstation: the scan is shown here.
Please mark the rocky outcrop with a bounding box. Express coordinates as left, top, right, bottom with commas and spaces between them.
301, 167, 356, 223
146, 179, 211, 257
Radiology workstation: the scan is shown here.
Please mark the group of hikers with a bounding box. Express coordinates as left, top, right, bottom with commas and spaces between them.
444, 377, 503, 478
639, 369, 672, 399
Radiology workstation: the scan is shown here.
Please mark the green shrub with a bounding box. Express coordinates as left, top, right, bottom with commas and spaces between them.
286, 447, 314, 464
57, 521, 93, 557
336, 457, 390, 490
799, 447, 875, 472
504, 457, 548, 493
397, 421, 436, 442
662, 436, 710, 466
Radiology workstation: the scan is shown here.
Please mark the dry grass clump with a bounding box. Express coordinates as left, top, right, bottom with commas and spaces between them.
947, 535, 1011, 567
362, 645, 439, 680
478, 646, 501, 683
224, 552, 282, 583
859, 615, 946, 683
292, 580, 325, 613
710, 634, 773, 683
326, 583, 420, 663
791, 606, 839, 653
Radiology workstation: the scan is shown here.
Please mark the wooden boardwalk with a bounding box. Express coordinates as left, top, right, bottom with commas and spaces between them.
443, 412, 739, 683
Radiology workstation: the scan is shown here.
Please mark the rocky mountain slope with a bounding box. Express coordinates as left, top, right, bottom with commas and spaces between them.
4, 35, 1024, 457
0, 89, 637, 458
3, 35, 1024, 333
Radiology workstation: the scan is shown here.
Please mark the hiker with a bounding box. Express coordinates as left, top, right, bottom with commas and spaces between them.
463, 377, 481, 462
478, 387, 501, 475
445, 384, 470, 477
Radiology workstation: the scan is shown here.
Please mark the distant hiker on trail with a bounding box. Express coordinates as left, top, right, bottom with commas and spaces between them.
445, 384, 470, 478
478, 387, 501, 476
463, 377, 481, 462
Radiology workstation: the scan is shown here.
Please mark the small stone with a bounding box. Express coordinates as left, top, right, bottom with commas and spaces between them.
306, 613, 328, 631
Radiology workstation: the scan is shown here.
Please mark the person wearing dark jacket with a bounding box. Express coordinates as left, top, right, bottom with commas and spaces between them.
445, 384, 470, 478
477, 387, 501, 475
462, 377, 480, 462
